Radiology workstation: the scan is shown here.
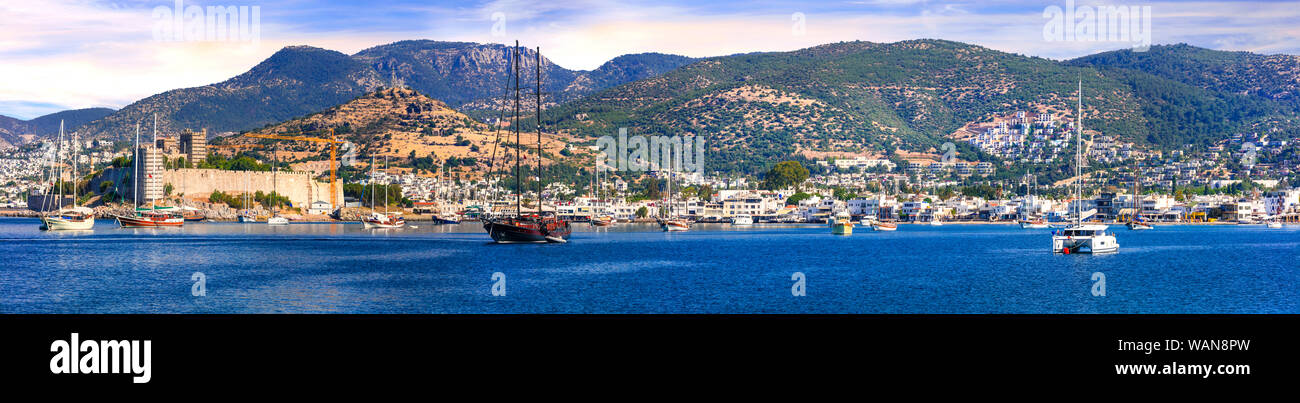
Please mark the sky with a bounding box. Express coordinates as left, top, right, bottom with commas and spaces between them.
1, 0, 1298, 119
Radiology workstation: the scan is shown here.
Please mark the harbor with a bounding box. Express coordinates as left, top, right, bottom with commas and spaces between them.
1, 217, 1295, 314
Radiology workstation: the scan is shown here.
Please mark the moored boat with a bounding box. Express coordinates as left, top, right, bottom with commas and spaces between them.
660, 218, 692, 232
590, 215, 614, 227
363, 212, 405, 229
115, 209, 184, 228
872, 221, 897, 231
831, 211, 853, 235
1052, 224, 1119, 254
731, 214, 754, 226
485, 214, 572, 243
1053, 79, 1118, 254
41, 207, 95, 231
1126, 220, 1153, 230
1019, 219, 1049, 229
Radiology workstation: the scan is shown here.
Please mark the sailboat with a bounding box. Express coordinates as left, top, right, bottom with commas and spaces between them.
114, 122, 184, 228
590, 164, 614, 226
267, 143, 289, 225
1125, 162, 1152, 230
483, 42, 572, 243
659, 167, 691, 232
1052, 79, 1118, 254
40, 120, 95, 230
363, 156, 405, 229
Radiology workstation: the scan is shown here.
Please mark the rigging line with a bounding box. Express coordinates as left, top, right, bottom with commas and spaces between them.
487, 45, 513, 202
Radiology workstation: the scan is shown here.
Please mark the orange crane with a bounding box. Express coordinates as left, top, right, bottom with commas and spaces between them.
243, 129, 344, 210
208, 143, 264, 156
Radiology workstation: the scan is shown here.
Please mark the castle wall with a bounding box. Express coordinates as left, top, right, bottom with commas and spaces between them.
162, 168, 340, 209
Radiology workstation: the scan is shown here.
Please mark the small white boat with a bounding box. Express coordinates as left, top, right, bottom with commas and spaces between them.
661, 218, 691, 232
928, 219, 943, 226
731, 214, 754, 226
872, 221, 897, 231
363, 212, 406, 229
267, 216, 290, 225
1053, 224, 1119, 254
1266, 221, 1283, 229
831, 211, 853, 235
1019, 219, 1049, 229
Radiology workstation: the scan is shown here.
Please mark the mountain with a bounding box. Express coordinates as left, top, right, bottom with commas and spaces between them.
75, 46, 384, 140
73, 41, 694, 141
352, 41, 695, 113
25, 107, 116, 135
0, 107, 116, 147
0, 115, 24, 147
547, 40, 1298, 173
1068, 44, 1300, 105
219, 87, 581, 180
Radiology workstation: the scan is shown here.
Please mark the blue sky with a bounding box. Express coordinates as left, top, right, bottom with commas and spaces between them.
1, 0, 1298, 119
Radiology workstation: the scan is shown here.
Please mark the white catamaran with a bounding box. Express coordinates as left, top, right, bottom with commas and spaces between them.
1052, 79, 1118, 254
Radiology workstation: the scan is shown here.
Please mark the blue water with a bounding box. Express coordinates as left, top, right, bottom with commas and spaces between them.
0, 217, 1296, 313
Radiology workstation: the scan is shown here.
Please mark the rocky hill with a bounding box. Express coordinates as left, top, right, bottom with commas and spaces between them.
72, 41, 694, 141
218, 88, 583, 181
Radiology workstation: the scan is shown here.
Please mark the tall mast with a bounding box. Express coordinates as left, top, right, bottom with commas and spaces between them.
513, 40, 522, 217
70, 122, 78, 207
134, 122, 140, 211
535, 46, 543, 215
1075, 78, 1082, 227
56, 121, 64, 207
152, 113, 157, 145
370, 156, 375, 209
272, 143, 278, 211
384, 155, 389, 214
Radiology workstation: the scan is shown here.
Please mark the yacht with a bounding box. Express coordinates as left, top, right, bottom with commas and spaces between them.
660, 218, 691, 232
1053, 224, 1119, 254
830, 211, 853, 235
1053, 79, 1118, 254
731, 214, 754, 226
363, 211, 406, 229
39, 121, 96, 231
42, 207, 95, 231
872, 221, 897, 231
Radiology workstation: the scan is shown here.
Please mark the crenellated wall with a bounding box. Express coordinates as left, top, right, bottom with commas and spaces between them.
163, 168, 340, 209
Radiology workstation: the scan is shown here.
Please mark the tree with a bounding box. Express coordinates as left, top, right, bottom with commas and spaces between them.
761, 161, 810, 190
697, 184, 714, 202
636, 206, 649, 218
833, 187, 857, 201
785, 192, 812, 206
938, 187, 956, 201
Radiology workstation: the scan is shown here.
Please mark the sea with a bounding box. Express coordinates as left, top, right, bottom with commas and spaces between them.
1, 218, 1295, 313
